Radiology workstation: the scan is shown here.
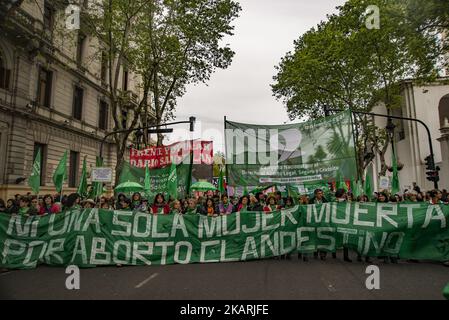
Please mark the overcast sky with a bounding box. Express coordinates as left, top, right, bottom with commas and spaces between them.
166, 0, 346, 152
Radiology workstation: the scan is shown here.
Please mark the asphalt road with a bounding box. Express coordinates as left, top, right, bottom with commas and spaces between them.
1, 252, 448, 300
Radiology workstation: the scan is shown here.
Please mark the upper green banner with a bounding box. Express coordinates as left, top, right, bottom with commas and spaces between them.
225, 111, 357, 186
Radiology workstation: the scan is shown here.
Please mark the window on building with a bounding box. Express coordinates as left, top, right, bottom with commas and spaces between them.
122, 68, 129, 91
0, 53, 11, 90
43, 1, 54, 31
72, 86, 84, 120
33, 143, 47, 186
69, 151, 80, 188
76, 33, 86, 65
37, 67, 52, 108
99, 100, 109, 130
100, 52, 108, 84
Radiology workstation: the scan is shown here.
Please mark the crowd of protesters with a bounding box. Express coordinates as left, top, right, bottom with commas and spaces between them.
1, 186, 448, 267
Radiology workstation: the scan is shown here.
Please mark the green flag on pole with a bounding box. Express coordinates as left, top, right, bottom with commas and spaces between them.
52, 151, 67, 194
336, 170, 348, 191
28, 148, 41, 195
77, 156, 88, 197
350, 179, 362, 199
287, 185, 299, 204
364, 167, 373, 200
167, 162, 178, 200
243, 185, 249, 196
391, 148, 400, 195
218, 167, 225, 195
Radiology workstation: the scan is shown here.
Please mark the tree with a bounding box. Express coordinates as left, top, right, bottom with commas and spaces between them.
81, 0, 240, 183
131, 0, 241, 146
272, 0, 444, 180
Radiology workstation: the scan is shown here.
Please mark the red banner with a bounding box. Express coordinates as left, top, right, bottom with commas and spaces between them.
130, 140, 213, 168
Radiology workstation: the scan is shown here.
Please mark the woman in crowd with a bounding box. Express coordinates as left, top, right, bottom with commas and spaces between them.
248, 195, 263, 212
204, 198, 217, 217
64, 193, 81, 210
284, 197, 295, 209
115, 193, 127, 210
256, 192, 266, 207
299, 194, 309, 205
117, 198, 131, 211
171, 200, 183, 214
18, 196, 31, 216
377, 192, 389, 203
185, 198, 202, 215
101, 201, 111, 210
237, 195, 250, 212
82, 199, 96, 209
39, 194, 61, 215
218, 195, 234, 215
131, 192, 142, 210
263, 195, 281, 213
29, 197, 40, 216
151, 193, 170, 215
5, 198, 18, 214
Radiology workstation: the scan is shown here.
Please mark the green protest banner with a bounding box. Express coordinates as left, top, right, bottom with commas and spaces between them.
225, 111, 357, 186
1, 203, 448, 269
119, 161, 191, 200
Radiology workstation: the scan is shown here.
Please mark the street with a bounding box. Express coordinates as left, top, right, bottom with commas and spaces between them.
1, 252, 448, 300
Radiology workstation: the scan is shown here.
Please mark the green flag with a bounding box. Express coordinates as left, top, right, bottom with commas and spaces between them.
52, 151, 67, 193
167, 162, 178, 200
28, 148, 41, 194
218, 167, 225, 194
336, 170, 348, 191
350, 179, 362, 199
243, 185, 249, 196
77, 156, 88, 197
391, 149, 400, 195
287, 185, 299, 204
364, 167, 373, 200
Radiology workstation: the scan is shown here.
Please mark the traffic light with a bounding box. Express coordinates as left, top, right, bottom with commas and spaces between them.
425, 155, 435, 171
425, 154, 440, 183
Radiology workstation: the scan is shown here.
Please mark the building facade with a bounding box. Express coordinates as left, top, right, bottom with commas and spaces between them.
0, 0, 148, 200
371, 78, 449, 193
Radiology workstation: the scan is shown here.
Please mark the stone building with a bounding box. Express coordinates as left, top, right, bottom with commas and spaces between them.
371, 78, 449, 193
0, 0, 151, 200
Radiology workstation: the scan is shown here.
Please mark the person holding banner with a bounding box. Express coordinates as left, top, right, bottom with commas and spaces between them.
131, 193, 143, 210
151, 193, 170, 215
248, 195, 263, 212
204, 198, 218, 217
263, 195, 281, 213
39, 195, 60, 215
171, 200, 183, 214
237, 196, 250, 212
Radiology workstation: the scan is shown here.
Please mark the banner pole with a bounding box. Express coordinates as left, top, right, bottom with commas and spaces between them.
349, 110, 360, 183
224, 116, 230, 194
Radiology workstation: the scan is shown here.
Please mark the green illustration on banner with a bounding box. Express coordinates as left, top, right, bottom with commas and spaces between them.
1, 203, 448, 269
